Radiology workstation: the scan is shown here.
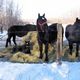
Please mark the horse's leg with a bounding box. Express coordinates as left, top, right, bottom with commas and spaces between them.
76, 44, 79, 57
45, 43, 49, 62
69, 42, 73, 55
39, 43, 43, 59
5, 36, 11, 47
5, 38, 8, 47
8, 38, 11, 46
13, 35, 17, 46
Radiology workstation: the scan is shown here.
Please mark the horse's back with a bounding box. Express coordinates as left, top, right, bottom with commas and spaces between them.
48, 23, 57, 43
7, 24, 37, 37
7, 25, 26, 37
65, 24, 80, 42
48, 23, 57, 31
8, 25, 24, 32
25, 24, 36, 31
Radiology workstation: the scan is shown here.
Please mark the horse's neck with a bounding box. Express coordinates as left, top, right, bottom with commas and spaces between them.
74, 21, 80, 25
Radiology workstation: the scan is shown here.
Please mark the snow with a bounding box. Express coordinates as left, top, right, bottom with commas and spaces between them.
0, 62, 80, 80
0, 31, 7, 40
0, 31, 22, 49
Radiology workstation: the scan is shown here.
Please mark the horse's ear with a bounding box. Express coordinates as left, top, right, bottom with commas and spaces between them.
76, 17, 78, 21
43, 13, 45, 17
38, 13, 40, 17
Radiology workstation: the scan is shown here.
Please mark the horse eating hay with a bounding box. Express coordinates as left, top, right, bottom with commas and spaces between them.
5, 24, 36, 47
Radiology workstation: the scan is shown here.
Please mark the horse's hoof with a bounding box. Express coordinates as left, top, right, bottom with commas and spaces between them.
56, 59, 62, 65
69, 52, 72, 55
39, 56, 43, 59
45, 58, 49, 62
39, 54, 43, 59
76, 54, 79, 57
5, 45, 7, 48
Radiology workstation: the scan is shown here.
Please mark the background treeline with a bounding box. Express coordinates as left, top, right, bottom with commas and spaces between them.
0, 0, 24, 30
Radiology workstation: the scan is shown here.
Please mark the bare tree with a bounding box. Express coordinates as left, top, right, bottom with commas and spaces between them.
5, 0, 22, 29
0, 0, 23, 30
0, 0, 4, 32
0, 0, 4, 12
6, 0, 15, 27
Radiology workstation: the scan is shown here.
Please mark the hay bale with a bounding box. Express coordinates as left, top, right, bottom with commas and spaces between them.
10, 52, 42, 63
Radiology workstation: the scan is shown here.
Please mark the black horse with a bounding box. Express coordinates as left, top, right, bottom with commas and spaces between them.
6, 24, 36, 47
36, 13, 63, 62
65, 17, 80, 57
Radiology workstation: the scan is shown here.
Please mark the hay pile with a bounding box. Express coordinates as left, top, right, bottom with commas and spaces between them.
0, 32, 79, 62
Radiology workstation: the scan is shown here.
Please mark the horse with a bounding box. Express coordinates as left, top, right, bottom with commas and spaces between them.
36, 13, 63, 62
5, 24, 36, 47
65, 17, 80, 57
12, 41, 31, 54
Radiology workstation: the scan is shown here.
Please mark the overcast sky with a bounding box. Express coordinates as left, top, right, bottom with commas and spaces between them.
15, 0, 80, 23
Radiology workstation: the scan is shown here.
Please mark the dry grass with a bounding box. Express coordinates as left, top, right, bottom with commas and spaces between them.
10, 52, 42, 63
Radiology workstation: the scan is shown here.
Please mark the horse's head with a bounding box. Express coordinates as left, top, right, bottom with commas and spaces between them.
37, 13, 48, 32
75, 17, 80, 24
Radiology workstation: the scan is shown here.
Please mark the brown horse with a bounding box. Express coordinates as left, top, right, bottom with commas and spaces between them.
5, 24, 36, 47
36, 13, 63, 62
65, 17, 80, 57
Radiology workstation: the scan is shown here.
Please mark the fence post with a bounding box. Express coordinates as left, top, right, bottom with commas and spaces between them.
56, 23, 63, 64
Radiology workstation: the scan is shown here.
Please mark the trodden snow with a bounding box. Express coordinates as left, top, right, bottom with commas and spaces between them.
0, 62, 80, 80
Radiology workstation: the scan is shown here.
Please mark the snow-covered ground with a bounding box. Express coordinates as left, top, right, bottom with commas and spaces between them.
0, 31, 22, 50
0, 61, 80, 80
